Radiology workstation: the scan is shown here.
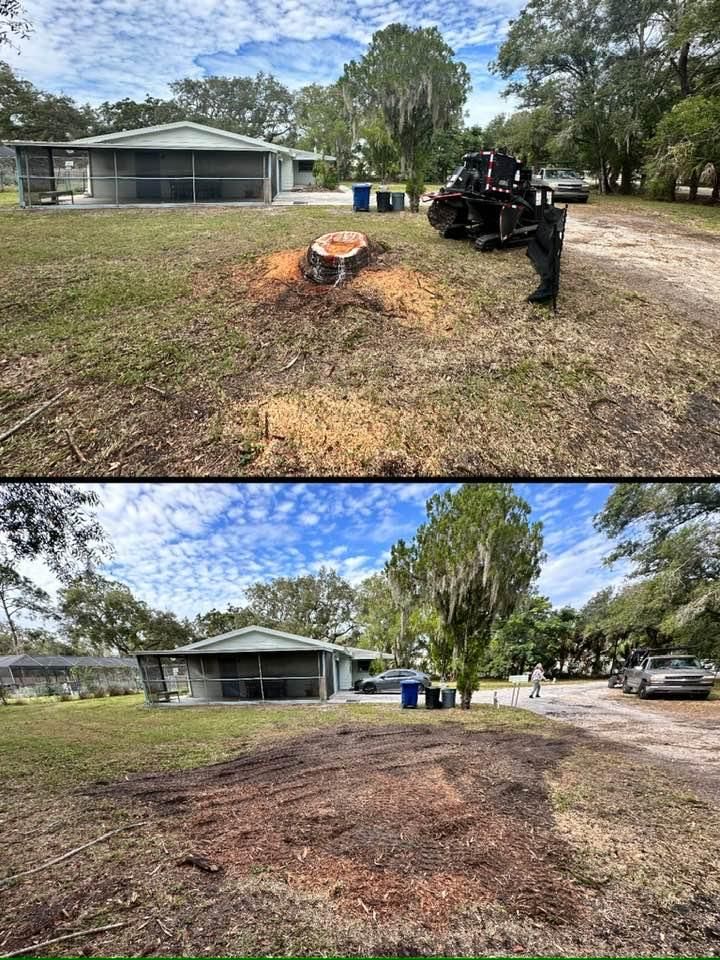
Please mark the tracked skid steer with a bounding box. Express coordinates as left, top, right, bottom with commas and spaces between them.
424, 150, 568, 306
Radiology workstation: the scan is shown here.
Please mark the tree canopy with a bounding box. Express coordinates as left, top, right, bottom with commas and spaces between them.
341, 24, 471, 209
416, 483, 544, 707
0, 483, 108, 576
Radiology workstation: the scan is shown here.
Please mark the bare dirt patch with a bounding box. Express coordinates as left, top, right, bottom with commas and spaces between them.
201, 244, 449, 335
89, 724, 583, 929
566, 204, 720, 325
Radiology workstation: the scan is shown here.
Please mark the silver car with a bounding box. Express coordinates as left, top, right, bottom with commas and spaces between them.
622, 655, 715, 700
532, 167, 590, 202
358, 668, 431, 694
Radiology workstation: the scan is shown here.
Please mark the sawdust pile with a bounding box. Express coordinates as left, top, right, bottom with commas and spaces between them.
353, 266, 446, 332
206, 246, 450, 334
243, 247, 326, 301
249, 390, 411, 475
90, 724, 586, 929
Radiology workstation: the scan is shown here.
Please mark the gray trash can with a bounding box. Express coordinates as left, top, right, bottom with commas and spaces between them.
391, 192, 405, 212
441, 687, 456, 709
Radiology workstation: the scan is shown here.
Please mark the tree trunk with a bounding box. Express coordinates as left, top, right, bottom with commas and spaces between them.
689, 168, 699, 202
620, 156, 633, 195
712, 166, 719, 202
677, 41, 691, 97
1, 593, 20, 654
459, 686, 472, 710
408, 190, 420, 213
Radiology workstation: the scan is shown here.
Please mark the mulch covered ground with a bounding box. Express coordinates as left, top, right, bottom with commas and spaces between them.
89, 724, 585, 930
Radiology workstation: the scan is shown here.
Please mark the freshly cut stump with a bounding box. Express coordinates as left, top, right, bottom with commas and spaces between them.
303, 231, 371, 285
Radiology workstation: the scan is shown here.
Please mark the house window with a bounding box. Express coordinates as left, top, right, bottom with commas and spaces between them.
298, 160, 315, 172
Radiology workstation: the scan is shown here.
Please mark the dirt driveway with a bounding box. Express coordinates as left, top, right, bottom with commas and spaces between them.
565, 204, 720, 326
494, 680, 720, 796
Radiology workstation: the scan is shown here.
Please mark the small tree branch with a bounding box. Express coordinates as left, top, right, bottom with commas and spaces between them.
0, 821, 150, 886
0, 922, 128, 958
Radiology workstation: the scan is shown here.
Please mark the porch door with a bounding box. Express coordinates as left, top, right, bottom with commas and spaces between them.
135, 151, 162, 200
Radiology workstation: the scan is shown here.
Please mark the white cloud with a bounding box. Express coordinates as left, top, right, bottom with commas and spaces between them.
14, 0, 526, 128
537, 532, 631, 609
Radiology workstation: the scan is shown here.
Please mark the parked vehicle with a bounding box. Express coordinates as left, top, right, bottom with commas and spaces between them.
532, 167, 589, 202
358, 668, 431, 694
622, 654, 715, 699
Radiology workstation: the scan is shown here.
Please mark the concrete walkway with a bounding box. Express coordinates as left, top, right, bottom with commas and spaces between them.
272, 186, 353, 206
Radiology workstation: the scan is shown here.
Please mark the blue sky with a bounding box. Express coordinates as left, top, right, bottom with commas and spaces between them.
21, 482, 631, 622
11, 0, 521, 125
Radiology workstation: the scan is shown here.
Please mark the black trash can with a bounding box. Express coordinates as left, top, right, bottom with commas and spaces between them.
376, 190, 392, 212
425, 685, 441, 709
391, 191, 405, 212
441, 687, 457, 709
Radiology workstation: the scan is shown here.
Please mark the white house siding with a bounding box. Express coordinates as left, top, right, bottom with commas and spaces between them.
93, 127, 265, 150
280, 157, 294, 190
293, 160, 316, 186
339, 658, 353, 690
193, 630, 316, 653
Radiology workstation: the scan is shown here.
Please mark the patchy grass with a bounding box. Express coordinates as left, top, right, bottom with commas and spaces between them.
0, 694, 542, 790
1, 698, 719, 957
596, 191, 720, 233
1, 199, 719, 476
0, 187, 19, 207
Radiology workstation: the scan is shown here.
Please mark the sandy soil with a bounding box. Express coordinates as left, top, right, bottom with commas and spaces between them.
565, 205, 720, 325
498, 680, 720, 797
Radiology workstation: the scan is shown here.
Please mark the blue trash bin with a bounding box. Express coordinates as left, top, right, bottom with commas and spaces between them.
400, 679, 420, 709
352, 183, 371, 212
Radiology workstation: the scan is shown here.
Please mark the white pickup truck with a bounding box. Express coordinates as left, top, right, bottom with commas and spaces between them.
622, 654, 715, 700
532, 167, 590, 203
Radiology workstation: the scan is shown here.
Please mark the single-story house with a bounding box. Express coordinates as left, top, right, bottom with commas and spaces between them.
6, 121, 335, 207
136, 625, 392, 704
0, 654, 140, 695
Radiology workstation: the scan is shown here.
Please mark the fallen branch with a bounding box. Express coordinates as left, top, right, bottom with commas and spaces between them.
64, 428, 88, 464
176, 853, 221, 873
0, 921, 128, 958
0, 388, 69, 444
144, 384, 167, 397
278, 354, 300, 372
0, 821, 150, 886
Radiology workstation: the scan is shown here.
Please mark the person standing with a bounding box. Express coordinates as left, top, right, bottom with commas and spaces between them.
529, 662, 545, 698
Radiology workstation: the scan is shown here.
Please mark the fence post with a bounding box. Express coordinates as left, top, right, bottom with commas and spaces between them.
24, 151, 32, 208
191, 151, 196, 204
113, 150, 119, 207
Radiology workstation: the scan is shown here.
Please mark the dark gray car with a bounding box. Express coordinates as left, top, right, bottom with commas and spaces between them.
358, 669, 431, 694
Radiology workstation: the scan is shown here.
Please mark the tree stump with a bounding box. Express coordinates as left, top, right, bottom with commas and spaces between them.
303, 231, 371, 285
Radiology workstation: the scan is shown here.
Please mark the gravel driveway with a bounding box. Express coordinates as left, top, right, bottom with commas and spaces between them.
481, 679, 720, 795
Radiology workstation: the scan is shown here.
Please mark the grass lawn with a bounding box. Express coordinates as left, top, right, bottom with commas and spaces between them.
598, 191, 720, 233
0, 187, 19, 207
1, 696, 719, 957
1, 193, 719, 476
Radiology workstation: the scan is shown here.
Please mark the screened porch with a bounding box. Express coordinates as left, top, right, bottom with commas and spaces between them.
15, 145, 276, 206
137, 650, 329, 705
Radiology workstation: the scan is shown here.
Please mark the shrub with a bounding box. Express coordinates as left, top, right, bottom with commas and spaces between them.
9, 698, 29, 706
108, 685, 124, 696
78, 689, 93, 700
58, 693, 74, 702
122, 686, 137, 695
313, 160, 338, 190
92, 688, 108, 699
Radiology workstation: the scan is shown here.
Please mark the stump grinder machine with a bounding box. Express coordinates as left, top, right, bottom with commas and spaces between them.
424, 149, 568, 306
